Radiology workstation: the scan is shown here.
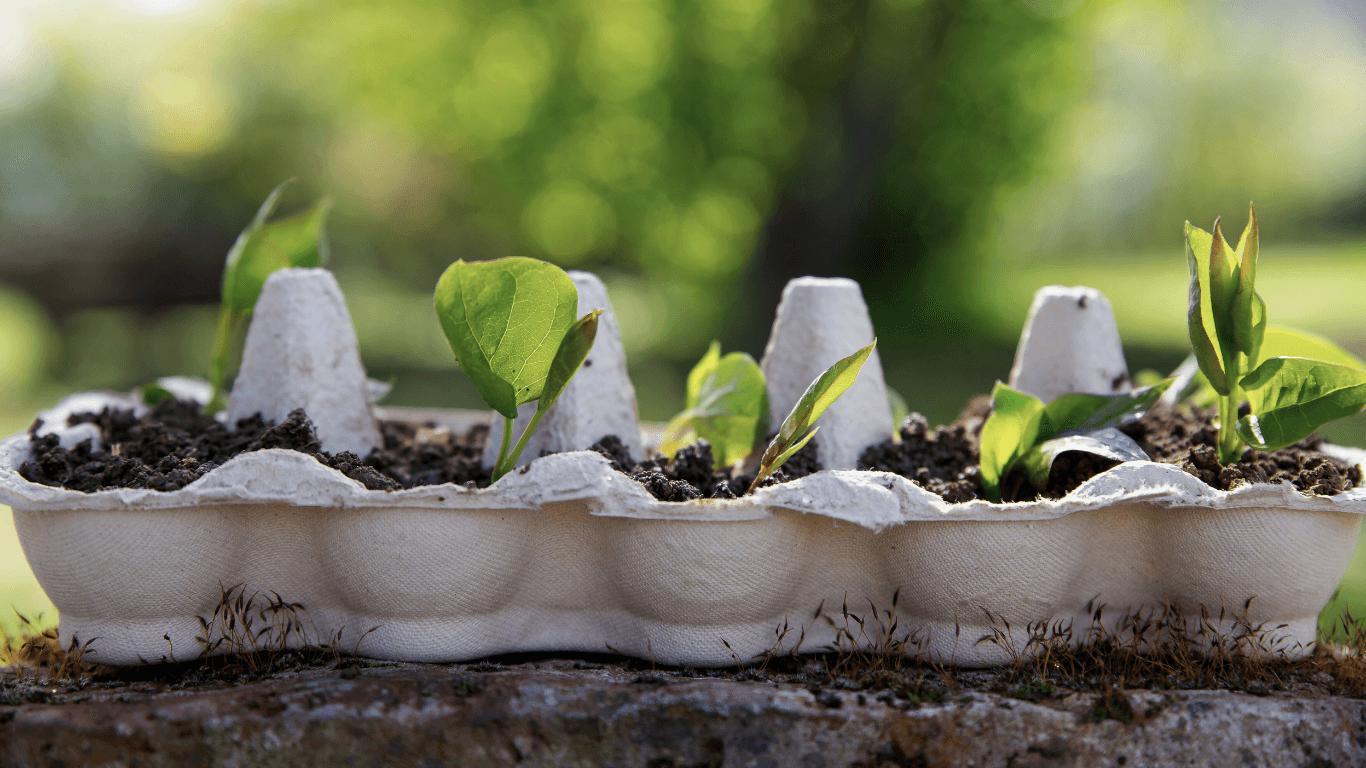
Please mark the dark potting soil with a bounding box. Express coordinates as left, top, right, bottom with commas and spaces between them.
18, 399, 488, 493
588, 433, 822, 502
859, 400, 1363, 504
19, 397, 1360, 504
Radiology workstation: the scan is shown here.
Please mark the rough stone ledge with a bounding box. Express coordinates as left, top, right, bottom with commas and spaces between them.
3, 660, 1364, 767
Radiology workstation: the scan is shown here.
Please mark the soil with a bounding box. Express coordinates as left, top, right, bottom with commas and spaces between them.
18, 399, 487, 493
860, 401, 1364, 503
15, 396, 1362, 505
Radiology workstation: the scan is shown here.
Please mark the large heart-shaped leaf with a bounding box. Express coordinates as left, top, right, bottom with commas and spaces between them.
434, 257, 579, 418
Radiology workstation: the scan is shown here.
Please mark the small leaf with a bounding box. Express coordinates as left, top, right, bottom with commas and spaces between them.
659, 347, 768, 466
1021, 428, 1151, 490
748, 341, 875, 493
139, 382, 175, 407
978, 383, 1045, 503
434, 257, 579, 418
1038, 380, 1173, 437
1236, 357, 1366, 450
1207, 218, 1240, 352
539, 310, 602, 412
887, 386, 910, 434
1231, 204, 1264, 361
1257, 326, 1365, 371
223, 186, 332, 313
1185, 222, 1229, 394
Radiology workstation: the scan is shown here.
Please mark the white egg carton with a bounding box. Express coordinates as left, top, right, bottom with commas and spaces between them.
1, 274, 1359, 666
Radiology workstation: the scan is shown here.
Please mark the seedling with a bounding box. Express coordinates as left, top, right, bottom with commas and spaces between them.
658, 341, 769, 467
1185, 205, 1366, 461
208, 181, 333, 411
979, 381, 1172, 503
747, 342, 876, 493
434, 257, 601, 482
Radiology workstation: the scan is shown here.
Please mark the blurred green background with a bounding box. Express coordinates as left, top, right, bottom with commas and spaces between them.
3, 0, 1366, 642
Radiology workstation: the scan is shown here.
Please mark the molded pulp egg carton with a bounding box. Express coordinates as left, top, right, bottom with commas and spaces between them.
1, 271, 1360, 667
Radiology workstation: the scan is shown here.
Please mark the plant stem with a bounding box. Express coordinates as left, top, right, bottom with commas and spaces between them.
493, 407, 548, 482
1216, 346, 1244, 465
207, 307, 239, 413
492, 415, 514, 481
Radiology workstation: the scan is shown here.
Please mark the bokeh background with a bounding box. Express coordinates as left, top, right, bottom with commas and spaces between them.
3, 0, 1366, 640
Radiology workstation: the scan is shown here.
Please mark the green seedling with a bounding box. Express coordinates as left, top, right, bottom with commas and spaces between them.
658, 342, 769, 467
1185, 205, 1366, 460
979, 380, 1172, 503
747, 341, 876, 494
434, 257, 601, 482
138, 382, 175, 407
887, 386, 910, 442
208, 181, 333, 412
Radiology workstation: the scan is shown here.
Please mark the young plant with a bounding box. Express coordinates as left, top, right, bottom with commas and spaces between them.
1184, 204, 1265, 464
1185, 205, 1366, 460
978, 380, 1173, 503
208, 182, 333, 411
434, 257, 601, 482
658, 342, 768, 467
747, 342, 876, 494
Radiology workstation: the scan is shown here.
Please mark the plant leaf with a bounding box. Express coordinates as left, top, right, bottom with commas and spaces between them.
1207, 218, 1239, 354
1231, 204, 1264, 361
659, 347, 768, 465
1039, 380, 1173, 437
539, 310, 601, 412
747, 341, 875, 493
1236, 357, 1366, 450
139, 382, 175, 407
1185, 222, 1229, 394
1257, 326, 1366, 371
223, 186, 332, 314
686, 341, 722, 409
434, 257, 579, 418
887, 386, 909, 434
978, 382, 1046, 503
1021, 428, 1151, 489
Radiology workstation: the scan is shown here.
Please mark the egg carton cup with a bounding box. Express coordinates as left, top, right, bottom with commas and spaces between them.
3, 394, 1362, 668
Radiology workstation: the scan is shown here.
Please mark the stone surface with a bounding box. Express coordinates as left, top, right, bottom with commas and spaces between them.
1008, 285, 1132, 403
3, 661, 1365, 767
759, 277, 892, 470
227, 268, 381, 456
482, 271, 642, 468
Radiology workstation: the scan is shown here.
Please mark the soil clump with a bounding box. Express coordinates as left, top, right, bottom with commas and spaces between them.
589, 433, 821, 502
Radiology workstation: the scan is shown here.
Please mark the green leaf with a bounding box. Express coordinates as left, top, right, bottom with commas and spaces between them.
686, 341, 723, 408
222, 183, 333, 314
659, 345, 768, 466
979, 381, 1170, 502
1231, 204, 1265, 363
887, 386, 910, 435
540, 310, 601, 412
1207, 218, 1240, 355
139, 382, 175, 407
1185, 222, 1229, 394
747, 341, 875, 493
1236, 357, 1366, 450
1039, 380, 1173, 437
978, 383, 1045, 503
1020, 428, 1150, 490
434, 257, 579, 419
1258, 326, 1366, 371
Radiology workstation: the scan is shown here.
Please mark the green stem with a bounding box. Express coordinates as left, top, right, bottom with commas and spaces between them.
1216, 348, 1245, 465
207, 307, 239, 413
492, 407, 548, 482
492, 415, 514, 481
